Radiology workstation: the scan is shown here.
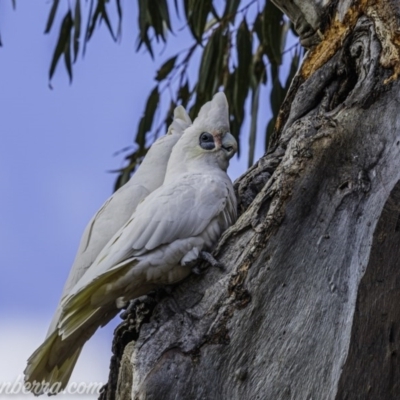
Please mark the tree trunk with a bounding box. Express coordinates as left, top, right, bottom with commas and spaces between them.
100, 1, 400, 399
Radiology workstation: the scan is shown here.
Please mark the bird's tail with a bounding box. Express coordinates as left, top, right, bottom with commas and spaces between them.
24, 264, 130, 395
24, 331, 82, 395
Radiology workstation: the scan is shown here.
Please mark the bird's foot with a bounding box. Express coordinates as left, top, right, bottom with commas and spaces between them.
120, 295, 156, 320
192, 251, 225, 275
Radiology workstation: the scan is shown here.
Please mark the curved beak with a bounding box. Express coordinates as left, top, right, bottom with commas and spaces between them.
221, 132, 238, 159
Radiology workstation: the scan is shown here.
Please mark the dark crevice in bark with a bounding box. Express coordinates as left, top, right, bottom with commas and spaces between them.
99, 293, 162, 400
336, 180, 400, 400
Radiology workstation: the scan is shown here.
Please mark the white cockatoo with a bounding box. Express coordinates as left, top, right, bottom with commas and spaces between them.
24, 92, 237, 394
46, 106, 191, 335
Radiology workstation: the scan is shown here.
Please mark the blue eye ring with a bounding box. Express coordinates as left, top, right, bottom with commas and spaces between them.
199, 132, 215, 150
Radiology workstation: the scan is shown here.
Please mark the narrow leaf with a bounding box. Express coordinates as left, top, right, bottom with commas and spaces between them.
187, 0, 211, 41
178, 81, 190, 106
265, 118, 275, 151
158, 0, 171, 31
135, 87, 160, 148
45, 0, 60, 33
197, 29, 217, 93
234, 19, 252, 124
253, 13, 263, 44
150, 7, 164, 42
73, 0, 81, 62
262, 1, 283, 65
223, 0, 240, 23
49, 10, 73, 81
155, 56, 177, 81
174, 0, 179, 16
100, 3, 116, 41
211, 31, 227, 94
83, 0, 94, 55
44, 0, 60, 33
87, 1, 102, 41
284, 49, 300, 91
137, 0, 154, 57
270, 67, 284, 116
64, 35, 73, 82
116, 0, 123, 39
248, 84, 260, 168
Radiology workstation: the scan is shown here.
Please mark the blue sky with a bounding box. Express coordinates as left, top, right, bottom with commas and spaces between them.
0, 1, 296, 396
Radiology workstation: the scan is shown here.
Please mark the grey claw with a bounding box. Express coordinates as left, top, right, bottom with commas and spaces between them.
192, 251, 225, 274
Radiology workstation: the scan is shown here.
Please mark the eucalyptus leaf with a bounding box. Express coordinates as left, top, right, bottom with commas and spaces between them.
49, 10, 73, 81
248, 83, 260, 167
262, 1, 284, 66
155, 56, 177, 81
64, 34, 73, 82
135, 87, 160, 148
223, 0, 241, 24
45, 0, 60, 34
73, 0, 81, 62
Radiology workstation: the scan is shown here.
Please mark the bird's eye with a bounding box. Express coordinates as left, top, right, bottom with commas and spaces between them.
199, 132, 215, 150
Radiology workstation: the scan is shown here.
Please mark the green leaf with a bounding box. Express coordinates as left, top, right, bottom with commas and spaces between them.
253, 54, 267, 86
158, 0, 171, 31
87, 1, 102, 41
197, 29, 217, 94
116, 0, 123, 38
284, 49, 300, 91
137, 0, 154, 57
73, 0, 81, 62
265, 117, 275, 151
234, 19, 252, 124
138, 0, 148, 36
225, 71, 241, 156
187, 0, 211, 41
49, 10, 73, 81
253, 12, 263, 44
174, 0, 180, 16
135, 87, 160, 148
223, 0, 241, 24
270, 73, 284, 116
83, 0, 94, 55
183, 0, 195, 22
64, 34, 73, 82
155, 56, 177, 81
178, 81, 190, 106
248, 83, 260, 167
45, 0, 60, 34
100, 3, 116, 41
262, 1, 284, 66
148, 3, 165, 42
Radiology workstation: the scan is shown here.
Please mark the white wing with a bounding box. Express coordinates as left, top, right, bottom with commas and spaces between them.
62, 172, 236, 302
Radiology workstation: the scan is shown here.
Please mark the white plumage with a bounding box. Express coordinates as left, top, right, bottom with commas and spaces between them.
24, 92, 237, 394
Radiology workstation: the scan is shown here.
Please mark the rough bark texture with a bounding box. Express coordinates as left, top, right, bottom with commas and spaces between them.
100, 1, 400, 399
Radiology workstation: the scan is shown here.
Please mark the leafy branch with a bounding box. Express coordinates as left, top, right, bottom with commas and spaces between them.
43, 0, 302, 189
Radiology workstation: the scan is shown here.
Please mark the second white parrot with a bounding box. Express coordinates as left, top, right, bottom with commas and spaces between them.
47, 106, 191, 335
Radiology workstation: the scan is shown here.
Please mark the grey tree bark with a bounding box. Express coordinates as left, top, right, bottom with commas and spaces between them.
100, 1, 400, 399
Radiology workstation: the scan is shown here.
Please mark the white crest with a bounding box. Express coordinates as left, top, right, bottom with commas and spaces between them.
193, 92, 230, 132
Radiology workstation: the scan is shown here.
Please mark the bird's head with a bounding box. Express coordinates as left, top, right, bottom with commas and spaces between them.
167, 93, 237, 176
167, 105, 192, 136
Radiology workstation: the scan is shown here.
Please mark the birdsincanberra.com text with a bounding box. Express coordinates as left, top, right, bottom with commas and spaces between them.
0, 377, 104, 396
